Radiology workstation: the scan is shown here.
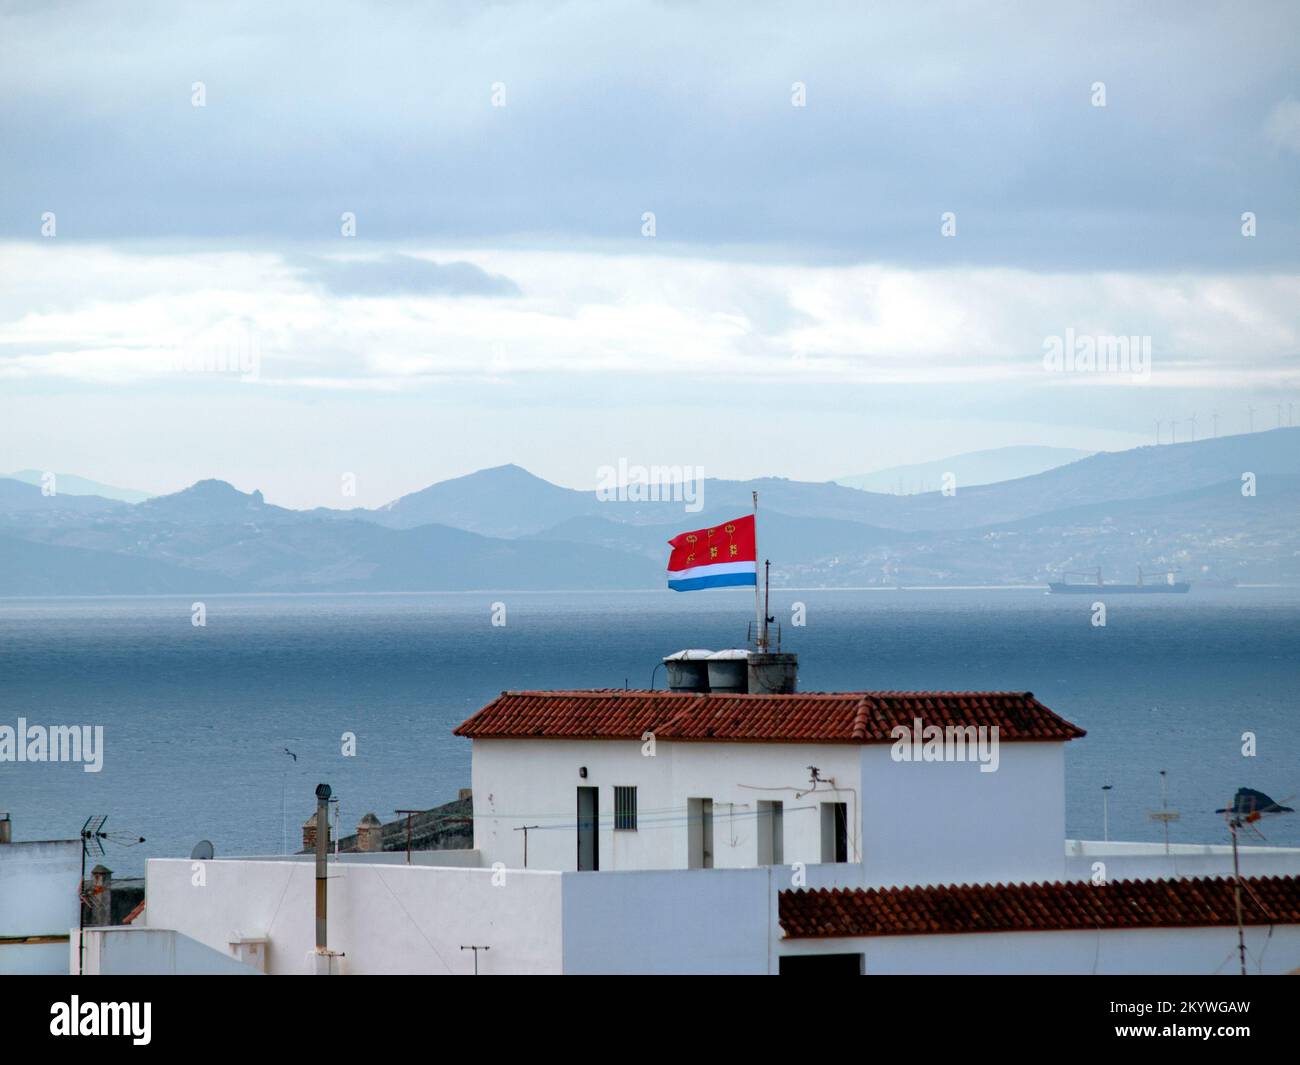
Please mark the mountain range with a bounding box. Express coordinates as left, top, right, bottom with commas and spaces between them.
2, 429, 1297, 594
833, 445, 1093, 493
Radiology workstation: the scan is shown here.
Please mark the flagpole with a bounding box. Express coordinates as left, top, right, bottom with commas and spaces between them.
753, 491, 761, 649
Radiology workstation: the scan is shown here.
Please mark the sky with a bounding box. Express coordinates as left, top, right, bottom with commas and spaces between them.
1, 0, 1298, 508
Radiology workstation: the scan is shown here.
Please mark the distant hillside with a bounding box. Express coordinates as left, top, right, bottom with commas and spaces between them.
5, 470, 152, 504
834, 446, 1092, 493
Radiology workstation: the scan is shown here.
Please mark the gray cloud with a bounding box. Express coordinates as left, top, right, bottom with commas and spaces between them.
0, 1, 1298, 271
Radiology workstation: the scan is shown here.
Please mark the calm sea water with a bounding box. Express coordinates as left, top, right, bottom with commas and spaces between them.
2, 588, 1297, 874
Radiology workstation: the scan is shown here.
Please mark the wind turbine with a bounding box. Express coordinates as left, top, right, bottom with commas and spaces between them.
1211, 409, 1219, 438
1154, 419, 1161, 445
1247, 405, 1256, 433
1277, 403, 1285, 429
1170, 419, 1178, 444
1187, 412, 1198, 442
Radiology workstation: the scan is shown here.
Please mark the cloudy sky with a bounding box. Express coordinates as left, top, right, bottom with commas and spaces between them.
2, 0, 1298, 507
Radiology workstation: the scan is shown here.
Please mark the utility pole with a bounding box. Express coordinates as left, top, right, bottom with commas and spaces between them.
1228, 813, 1247, 977
514, 824, 540, 868
460, 944, 490, 975
395, 809, 421, 864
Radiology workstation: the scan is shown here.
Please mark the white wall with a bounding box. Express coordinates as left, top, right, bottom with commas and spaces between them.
0, 839, 81, 975
1065, 840, 1300, 882
471, 738, 865, 872
146, 858, 564, 975
79, 927, 262, 975
561, 867, 774, 974
859, 742, 1066, 887
779, 925, 1300, 975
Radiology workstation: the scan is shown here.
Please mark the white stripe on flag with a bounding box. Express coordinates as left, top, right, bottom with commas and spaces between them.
666, 560, 757, 582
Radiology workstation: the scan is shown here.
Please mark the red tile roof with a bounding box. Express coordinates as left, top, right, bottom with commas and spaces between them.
778, 875, 1300, 938
453, 690, 1085, 744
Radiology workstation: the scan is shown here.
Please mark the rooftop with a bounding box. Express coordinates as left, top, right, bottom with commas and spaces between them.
454, 689, 1086, 744
778, 874, 1300, 938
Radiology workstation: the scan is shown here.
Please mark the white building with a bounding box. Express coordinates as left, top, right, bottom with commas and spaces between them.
0, 815, 80, 975
104, 687, 1300, 974
456, 688, 1076, 887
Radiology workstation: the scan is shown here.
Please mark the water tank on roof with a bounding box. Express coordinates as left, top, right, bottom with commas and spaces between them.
663, 649, 713, 692
706, 649, 750, 694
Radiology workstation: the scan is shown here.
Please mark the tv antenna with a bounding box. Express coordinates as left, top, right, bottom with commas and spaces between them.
1146, 770, 1180, 854
77, 814, 146, 975
1215, 788, 1295, 976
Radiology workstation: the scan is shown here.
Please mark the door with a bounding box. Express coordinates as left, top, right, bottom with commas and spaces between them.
820, 801, 848, 863
576, 786, 599, 870
688, 797, 714, 868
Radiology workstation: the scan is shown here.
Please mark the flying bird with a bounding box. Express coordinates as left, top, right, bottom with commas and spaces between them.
282, 747, 298, 762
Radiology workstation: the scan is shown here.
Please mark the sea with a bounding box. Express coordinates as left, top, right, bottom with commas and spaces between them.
2, 587, 1297, 875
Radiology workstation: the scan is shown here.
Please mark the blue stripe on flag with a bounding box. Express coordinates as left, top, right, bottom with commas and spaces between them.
668, 572, 759, 592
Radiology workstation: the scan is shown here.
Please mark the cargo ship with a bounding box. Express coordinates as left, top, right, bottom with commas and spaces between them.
1047, 566, 1190, 594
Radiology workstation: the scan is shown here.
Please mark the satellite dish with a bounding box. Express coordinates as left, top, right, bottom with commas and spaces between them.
190, 840, 215, 861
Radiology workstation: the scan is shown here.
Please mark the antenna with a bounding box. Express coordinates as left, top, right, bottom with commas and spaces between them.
1146, 770, 1180, 854
77, 814, 145, 976
1215, 788, 1295, 975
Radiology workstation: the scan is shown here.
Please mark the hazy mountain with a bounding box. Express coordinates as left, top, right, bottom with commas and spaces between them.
527, 511, 896, 566
132, 478, 297, 524
371, 463, 600, 536
0, 534, 239, 596
5, 469, 153, 504
2, 430, 1297, 594
1, 478, 660, 594
834, 446, 1093, 493
0, 477, 127, 520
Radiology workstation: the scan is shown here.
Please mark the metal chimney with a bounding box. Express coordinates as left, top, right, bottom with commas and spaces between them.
314, 783, 330, 954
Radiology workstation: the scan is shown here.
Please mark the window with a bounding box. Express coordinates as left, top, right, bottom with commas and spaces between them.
614, 786, 638, 831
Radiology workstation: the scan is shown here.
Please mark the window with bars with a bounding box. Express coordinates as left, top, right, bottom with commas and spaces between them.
614, 786, 638, 831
